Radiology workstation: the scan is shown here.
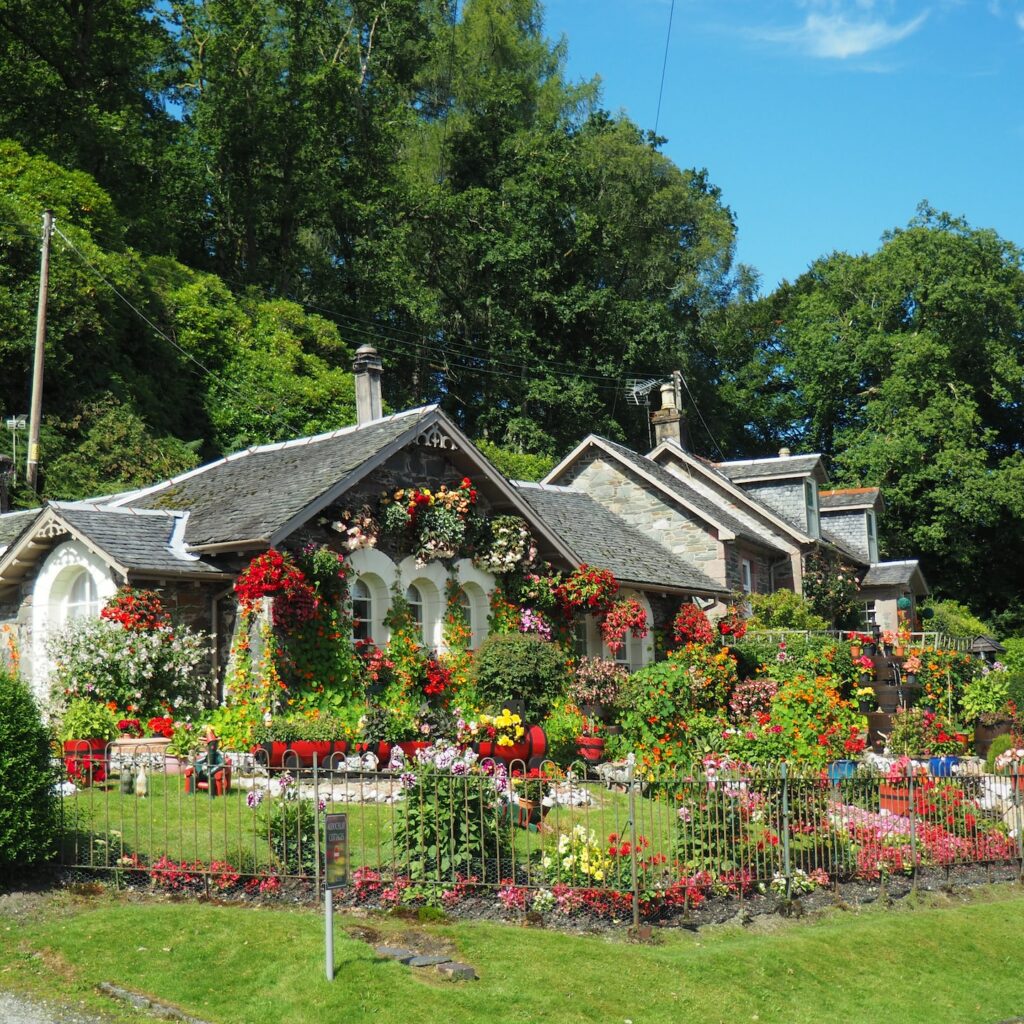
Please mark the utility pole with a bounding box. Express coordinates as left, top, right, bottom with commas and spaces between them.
26, 210, 53, 492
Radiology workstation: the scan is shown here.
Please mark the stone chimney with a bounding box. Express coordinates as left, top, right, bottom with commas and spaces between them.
352, 344, 383, 425
651, 376, 689, 449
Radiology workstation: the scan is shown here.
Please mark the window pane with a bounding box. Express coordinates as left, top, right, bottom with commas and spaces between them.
352, 578, 372, 642
65, 571, 98, 620
573, 619, 588, 657
405, 584, 424, 638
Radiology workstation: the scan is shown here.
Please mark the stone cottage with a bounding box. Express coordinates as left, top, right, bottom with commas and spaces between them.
0, 346, 926, 701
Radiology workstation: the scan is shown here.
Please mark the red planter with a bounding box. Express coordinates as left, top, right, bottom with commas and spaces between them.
525, 724, 547, 762
879, 781, 912, 815
63, 739, 108, 786
477, 739, 531, 765
287, 740, 334, 768
575, 735, 606, 764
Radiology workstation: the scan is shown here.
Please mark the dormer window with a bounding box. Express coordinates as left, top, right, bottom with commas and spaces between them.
866, 510, 878, 563
804, 480, 820, 539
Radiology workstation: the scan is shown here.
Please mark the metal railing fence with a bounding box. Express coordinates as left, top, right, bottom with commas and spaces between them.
54, 747, 1024, 923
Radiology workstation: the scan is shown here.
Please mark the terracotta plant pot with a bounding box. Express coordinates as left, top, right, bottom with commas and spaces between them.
893, 646, 905, 658
850, 644, 863, 659
879, 781, 912, 815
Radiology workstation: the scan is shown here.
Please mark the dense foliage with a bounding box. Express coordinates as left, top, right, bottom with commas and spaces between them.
0, 667, 57, 868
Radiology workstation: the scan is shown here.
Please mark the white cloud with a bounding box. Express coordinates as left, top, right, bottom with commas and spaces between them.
756, 9, 929, 58
1016, 10, 1024, 28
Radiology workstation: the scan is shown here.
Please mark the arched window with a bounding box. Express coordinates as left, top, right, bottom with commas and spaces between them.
351, 578, 372, 643
64, 569, 99, 622
406, 583, 425, 640
457, 589, 473, 636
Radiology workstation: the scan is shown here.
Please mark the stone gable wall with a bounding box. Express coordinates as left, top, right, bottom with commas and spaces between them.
556, 452, 725, 584
740, 480, 807, 533
820, 509, 869, 561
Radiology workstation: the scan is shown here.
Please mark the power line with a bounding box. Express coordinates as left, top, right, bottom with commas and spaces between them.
51, 225, 280, 423
296, 297, 663, 387
678, 370, 726, 460
654, 0, 676, 137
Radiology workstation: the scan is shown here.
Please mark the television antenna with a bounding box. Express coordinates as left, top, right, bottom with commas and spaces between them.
625, 378, 667, 407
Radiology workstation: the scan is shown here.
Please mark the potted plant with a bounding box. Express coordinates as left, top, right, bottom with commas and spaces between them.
575, 719, 607, 764
882, 630, 897, 656
59, 699, 119, 786
854, 686, 876, 714
477, 708, 530, 764
854, 654, 875, 685
507, 766, 560, 830
902, 655, 921, 686
166, 722, 202, 773
569, 657, 626, 724
879, 755, 925, 815
961, 674, 1012, 758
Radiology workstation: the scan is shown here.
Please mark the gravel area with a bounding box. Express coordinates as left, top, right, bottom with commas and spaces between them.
0, 991, 114, 1024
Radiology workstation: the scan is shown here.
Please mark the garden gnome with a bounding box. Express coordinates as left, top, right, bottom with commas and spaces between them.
134, 763, 148, 798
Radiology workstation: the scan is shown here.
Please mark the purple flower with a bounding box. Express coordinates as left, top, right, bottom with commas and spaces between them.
246, 789, 264, 809
279, 772, 294, 790
400, 772, 418, 790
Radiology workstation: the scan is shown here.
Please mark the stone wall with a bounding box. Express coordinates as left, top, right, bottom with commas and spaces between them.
556, 452, 726, 583
821, 509, 869, 561
724, 542, 774, 595
740, 480, 808, 534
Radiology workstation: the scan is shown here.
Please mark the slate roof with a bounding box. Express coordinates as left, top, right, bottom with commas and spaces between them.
717, 454, 823, 482
121, 407, 435, 548
0, 509, 40, 551
514, 483, 727, 595
52, 505, 228, 577
820, 488, 881, 510
861, 561, 923, 587
596, 439, 787, 553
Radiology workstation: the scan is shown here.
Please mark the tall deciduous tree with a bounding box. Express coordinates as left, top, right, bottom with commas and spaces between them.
719, 206, 1024, 623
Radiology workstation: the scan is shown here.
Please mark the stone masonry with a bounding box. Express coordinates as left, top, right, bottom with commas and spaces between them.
560, 453, 726, 582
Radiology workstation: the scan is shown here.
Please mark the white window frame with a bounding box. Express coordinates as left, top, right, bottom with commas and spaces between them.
804, 479, 820, 539
741, 559, 753, 594
351, 577, 373, 643
866, 510, 878, 563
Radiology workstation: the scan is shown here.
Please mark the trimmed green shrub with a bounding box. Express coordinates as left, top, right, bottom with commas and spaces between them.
472, 632, 570, 719
0, 669, 58, 869
747, 590, 829, 630
987, 732, 1018, 772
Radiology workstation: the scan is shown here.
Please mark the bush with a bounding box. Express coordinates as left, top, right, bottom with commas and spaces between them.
472, 632, 570, 720
987, 732, 1018, 772
392, 743, 514, 882
0, 669, 58, 869
747, 590, 829, 630
921, 599, 990, 640
542, 699, 585, 765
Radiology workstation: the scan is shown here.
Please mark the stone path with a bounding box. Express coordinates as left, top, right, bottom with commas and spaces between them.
373, 945, 478, 980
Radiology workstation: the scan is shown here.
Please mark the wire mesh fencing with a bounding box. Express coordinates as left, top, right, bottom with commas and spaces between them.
54, 745, 1024, 924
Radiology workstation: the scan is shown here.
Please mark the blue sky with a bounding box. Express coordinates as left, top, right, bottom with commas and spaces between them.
544, 0, 1024, 292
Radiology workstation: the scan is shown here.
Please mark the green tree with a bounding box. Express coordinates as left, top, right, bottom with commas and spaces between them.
0, 0, 177, 245
721, 206, 1024, 622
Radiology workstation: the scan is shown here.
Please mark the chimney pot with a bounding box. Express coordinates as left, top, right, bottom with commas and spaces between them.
659, 381, 676, 412
353, 344, 383, 425
778, 446, 791, 458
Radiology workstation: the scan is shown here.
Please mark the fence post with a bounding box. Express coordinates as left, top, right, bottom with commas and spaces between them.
780, 762, 792, 899
907, 760, 917, 891
1015, 761, 1024, 884
626, 753, 640, 931
313, 754, 321, 892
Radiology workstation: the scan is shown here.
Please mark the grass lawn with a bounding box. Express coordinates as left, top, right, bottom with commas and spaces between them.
60, 772, 651, 877
2, 885, 1024, 1023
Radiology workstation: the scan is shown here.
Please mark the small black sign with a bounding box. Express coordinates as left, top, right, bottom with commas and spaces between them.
324, 813, 348, 890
